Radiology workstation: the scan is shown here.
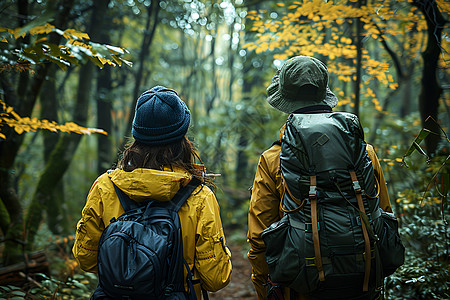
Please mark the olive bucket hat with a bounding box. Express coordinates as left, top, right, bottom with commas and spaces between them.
267, 56, 338, 113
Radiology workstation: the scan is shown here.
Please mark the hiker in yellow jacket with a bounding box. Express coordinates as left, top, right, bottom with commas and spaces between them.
73, 86, 232, 299
247, 56, 392, 300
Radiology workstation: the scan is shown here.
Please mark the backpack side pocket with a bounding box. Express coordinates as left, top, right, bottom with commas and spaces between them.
378, 210, 405, 276
262, 215, 309, 293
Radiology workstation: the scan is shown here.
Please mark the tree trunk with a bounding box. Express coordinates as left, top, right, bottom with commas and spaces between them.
121, 1, 161, 147
235, 3, 263, 186
412, 0, 446, 155
97, 66, 113, 174
41, 70, 67, 235
206, 35, 217, 116
25, 0, 109, 248
96, 8, 114, 174
0, 74, 25, 265
353, 0, 365, 117
1, 0, 75, 265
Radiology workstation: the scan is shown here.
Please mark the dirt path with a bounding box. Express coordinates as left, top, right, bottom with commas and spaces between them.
208, 243, 256, 299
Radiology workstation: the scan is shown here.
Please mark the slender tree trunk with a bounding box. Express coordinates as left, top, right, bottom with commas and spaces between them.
41, 69, 67, 234
97, 67, 113, 173
412, 0, 446, 155
25, 0, 109, 248
236, 3, 263, 186
0, 198, 10, 235
353, 0, 365, 117
97, 9, 114, 174
122, 1, 160, 147
206, 35, 217, 116
399, 66, 415, 118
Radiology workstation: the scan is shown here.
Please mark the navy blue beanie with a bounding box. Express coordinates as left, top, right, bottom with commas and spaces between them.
132, 86, 190, 145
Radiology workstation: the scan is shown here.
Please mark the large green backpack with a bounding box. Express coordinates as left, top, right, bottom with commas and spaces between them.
262, 112, 403, 299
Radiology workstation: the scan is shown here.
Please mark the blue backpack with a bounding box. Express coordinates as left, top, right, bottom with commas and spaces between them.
92, 178, 201, 300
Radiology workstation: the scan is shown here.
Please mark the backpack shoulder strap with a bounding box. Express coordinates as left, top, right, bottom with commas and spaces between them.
113, 184, 142, 212
170, 177, 202, 212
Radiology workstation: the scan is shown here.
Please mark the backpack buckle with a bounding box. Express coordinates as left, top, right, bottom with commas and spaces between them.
309, 186, 317, 198
352, 180, 362, 193
305, 222, 321, 232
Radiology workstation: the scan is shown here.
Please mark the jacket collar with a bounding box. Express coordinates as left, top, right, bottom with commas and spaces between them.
108, 167, 192, 202
292, 105, 332, 114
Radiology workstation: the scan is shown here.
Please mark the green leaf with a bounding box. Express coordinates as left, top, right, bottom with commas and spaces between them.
105, 44, 127, 55
42, 53, 70, 70
86, 55, 103, 68
401, 129, 431, 167
111, 55, 122, 66
117, 56, 133, 68
14, 50, 39, 64
10, 291, 26, 296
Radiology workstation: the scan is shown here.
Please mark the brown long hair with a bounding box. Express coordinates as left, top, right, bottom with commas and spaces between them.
118, 136, 207, 183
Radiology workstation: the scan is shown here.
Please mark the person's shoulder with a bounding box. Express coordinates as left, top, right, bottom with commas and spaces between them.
87, 170, 117, 194
262, 143, 281, 160
184, 182, 217, 209
258, 143, 281, 172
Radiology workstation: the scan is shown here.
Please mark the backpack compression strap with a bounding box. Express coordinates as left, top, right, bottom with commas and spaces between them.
350, 170, 371, 292
309, 175, 325, 282
280, 171, 306, 214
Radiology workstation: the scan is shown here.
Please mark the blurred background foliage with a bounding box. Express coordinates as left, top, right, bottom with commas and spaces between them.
0, 0, 449, 299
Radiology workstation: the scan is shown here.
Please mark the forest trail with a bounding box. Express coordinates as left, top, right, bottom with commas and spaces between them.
209, 243, 255, 299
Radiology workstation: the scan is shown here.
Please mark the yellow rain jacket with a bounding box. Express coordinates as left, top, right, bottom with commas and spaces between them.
73, 167, 232, 299
247, 132, 392, 300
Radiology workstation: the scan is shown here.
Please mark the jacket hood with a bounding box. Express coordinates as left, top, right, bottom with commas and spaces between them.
108, 167, 192, 202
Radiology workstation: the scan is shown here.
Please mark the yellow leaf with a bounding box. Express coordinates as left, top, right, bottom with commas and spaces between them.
0, 132, 5, 139
29, 24, 55, 35
64, 29, 90, 40
277, 2, 285, 6
336, 19, 345, 25
389, 83, 398, 89
14, 126, 24, 134
97, 56, 111, 65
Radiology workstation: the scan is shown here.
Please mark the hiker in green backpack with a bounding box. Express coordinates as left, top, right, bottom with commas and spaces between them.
247, 56, 401, 300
